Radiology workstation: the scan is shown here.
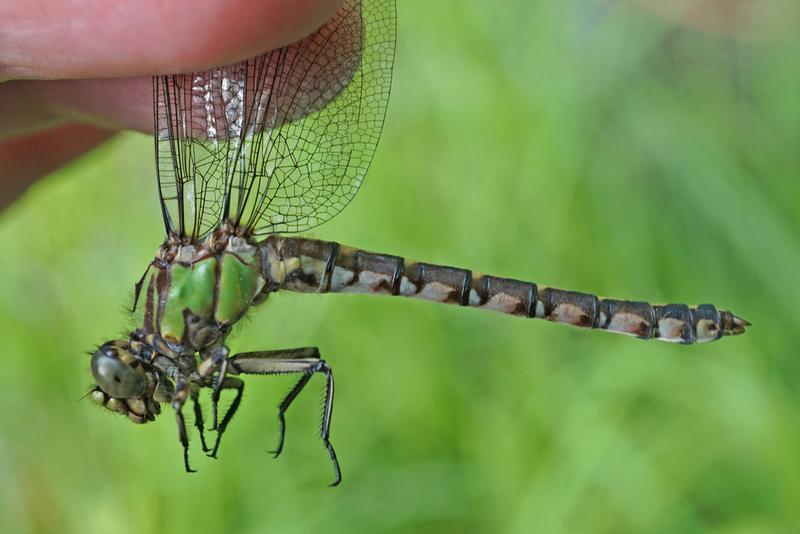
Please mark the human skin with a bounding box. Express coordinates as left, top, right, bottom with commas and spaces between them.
0, 0, 341, 208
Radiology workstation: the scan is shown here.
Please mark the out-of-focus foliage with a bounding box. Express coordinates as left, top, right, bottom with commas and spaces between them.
0, 1, 798, 532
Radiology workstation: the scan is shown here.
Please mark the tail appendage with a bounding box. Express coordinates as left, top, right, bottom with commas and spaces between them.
258, 236, 749, 344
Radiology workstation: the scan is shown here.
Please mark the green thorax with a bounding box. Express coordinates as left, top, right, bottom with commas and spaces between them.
134, 234, 266, 350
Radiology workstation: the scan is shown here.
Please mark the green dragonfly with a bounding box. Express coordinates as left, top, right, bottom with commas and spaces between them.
88, 0, 749, 485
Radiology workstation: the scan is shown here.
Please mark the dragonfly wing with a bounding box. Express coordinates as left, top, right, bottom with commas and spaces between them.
154, 0, 396, 239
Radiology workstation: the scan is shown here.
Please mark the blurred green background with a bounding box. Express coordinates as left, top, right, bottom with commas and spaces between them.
1, 1, 799, 532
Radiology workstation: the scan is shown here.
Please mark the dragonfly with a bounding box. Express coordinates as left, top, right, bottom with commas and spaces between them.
87, 0, 749, 486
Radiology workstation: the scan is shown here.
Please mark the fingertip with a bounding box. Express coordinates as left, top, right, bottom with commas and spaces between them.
0, 0, 342, 79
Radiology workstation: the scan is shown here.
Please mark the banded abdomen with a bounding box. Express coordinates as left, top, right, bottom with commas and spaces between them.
258, 236, 748, 344
135, 238, 266, 349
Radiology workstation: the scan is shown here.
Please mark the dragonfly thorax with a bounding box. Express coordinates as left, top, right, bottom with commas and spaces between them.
136, 228, 269, 354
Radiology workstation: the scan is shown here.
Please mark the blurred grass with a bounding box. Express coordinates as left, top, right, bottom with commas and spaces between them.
1, 1, 799, 532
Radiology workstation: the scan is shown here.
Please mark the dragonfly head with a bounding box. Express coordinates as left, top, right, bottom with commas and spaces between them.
89, 340, 162, 424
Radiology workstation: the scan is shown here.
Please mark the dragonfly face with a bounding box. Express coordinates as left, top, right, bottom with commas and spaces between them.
89, 339, 164, 424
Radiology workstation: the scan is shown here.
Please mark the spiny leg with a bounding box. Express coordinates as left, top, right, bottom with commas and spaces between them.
272, 373, 312, 458
191, 389, 210, 454
319, 362, 337, 486
173, 377, 195, 473
202, 345, 229, 431
231, 348, 321, 457
130, 265, 149, 313
208, 377, 244, 459
209, 358, 229, 431
228, 347, 341, 486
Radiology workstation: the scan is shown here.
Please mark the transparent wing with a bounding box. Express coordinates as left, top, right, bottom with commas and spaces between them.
154, 0, 396, 239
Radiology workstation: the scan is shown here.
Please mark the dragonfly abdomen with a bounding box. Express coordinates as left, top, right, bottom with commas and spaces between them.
259, 236, 748, 344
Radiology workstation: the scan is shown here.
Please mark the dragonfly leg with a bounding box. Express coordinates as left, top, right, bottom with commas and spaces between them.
209, 358, 229, 431
228, 347, 341, 486
130, 264, 150, 313
173, 376, 196, 473
200, 345, 229, 432
191, 388, 210, 454
207, 377, 244, 459
271, 373, 313, 458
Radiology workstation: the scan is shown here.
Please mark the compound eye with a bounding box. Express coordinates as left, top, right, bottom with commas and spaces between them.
91, 345, 145, 399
